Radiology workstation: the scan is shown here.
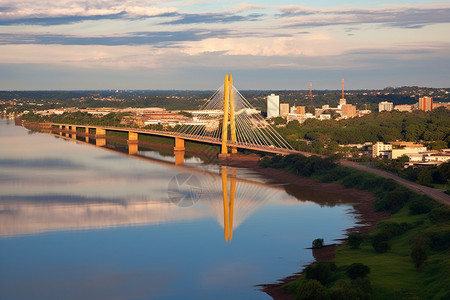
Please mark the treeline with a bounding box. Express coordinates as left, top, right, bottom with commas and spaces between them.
373, 159, 449, 189
21, 111, 126, 127
259, 154, 450, 299
276, 108, 450, 151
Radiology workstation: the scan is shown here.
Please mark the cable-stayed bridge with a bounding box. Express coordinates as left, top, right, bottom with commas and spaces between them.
22, 74, 299, 158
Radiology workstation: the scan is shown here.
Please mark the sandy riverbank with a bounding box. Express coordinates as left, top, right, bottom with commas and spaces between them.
220, 159, 390, 300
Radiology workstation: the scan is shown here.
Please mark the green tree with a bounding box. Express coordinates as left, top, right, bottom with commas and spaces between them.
312, 238, 324, 249
410, 235, 429, 270
296, 280, 326, 300
346, 263, 371, 279
348, 234, 364, 249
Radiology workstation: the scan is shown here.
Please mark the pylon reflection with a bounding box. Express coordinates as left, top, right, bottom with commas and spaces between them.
221, 166, 236, 242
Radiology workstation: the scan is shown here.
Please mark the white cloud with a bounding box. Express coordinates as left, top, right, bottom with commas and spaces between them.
0, 0, 178, 19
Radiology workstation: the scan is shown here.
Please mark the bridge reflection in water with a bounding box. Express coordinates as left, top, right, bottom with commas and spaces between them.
0, 168, 276, 242
0, 130, 279, 241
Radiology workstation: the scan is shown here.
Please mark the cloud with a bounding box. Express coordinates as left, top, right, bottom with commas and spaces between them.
159, 12, 264, 25
0, 1, 178, 25
0, 29, 232, 46
279, 6, 450, 29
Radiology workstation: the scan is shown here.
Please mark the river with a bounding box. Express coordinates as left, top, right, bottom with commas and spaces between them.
0, 119, 357, 300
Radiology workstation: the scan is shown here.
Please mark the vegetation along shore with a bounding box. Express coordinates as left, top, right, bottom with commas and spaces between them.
257, 154, 450, 300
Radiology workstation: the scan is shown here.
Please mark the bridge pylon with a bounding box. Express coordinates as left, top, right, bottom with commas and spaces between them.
221, 74, 238, 154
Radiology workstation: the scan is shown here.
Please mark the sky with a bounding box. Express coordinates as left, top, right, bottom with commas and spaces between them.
0, 0, 449, 90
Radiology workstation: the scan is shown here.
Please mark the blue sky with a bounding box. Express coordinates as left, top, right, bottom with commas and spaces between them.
0, 0, 449, 90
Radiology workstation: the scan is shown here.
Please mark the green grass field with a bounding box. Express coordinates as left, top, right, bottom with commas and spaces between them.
284, 205, 450, 299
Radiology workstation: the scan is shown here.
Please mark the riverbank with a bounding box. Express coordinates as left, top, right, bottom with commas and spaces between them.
249, 154, 450, 299
257, 167, 390, 300
220, 158, 390, 299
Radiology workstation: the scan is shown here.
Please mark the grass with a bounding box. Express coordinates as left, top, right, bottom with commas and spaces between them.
284, 205, 450, 299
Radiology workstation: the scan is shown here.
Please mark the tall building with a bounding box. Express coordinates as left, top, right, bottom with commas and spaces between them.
419, 97, 433, 111
379, 101, 393, 112
280, 103, 290, 117
341, 104, 356, 118
267, 94, 280, 118
296, 106, 306, 114
340, 77, 346, 106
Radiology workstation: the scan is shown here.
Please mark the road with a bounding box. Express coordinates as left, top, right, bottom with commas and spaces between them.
340, 160, 450, 206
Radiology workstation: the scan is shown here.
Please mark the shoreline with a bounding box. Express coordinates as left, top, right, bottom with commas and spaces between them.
220, 159, 390, 300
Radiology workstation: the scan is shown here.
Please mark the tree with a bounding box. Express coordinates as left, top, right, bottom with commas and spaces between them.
346, 263, 371, 279
312, 238, 324, 249
304, 262, 336, 285
272, 116, 287, 125
348, 234, 364, 249
296, 280, 325, 300
410, 235, 429, 270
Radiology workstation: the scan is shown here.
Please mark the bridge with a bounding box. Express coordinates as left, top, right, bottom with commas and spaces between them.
25, 74, 301, 164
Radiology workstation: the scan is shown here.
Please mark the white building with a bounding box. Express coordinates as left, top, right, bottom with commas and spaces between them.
372, 142, 392, 158
287, 113, 315, 124
267, 94, 280, 118
379, 101, 394, 112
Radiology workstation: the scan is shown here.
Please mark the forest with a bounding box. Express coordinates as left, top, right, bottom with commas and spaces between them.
276, 108, 450, 152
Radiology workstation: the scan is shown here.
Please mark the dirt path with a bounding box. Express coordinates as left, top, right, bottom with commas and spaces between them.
340, 160, 450, 205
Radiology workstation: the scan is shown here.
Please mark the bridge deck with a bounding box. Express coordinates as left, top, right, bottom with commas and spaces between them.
48, 123, 303, 156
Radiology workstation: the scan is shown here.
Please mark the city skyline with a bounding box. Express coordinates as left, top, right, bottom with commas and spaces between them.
1, 0, 450, 90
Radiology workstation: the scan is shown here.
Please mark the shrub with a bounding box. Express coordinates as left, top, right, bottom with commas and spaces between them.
296, 280, 326, 300
348, 234, 364, 249
352, 277, 371, 295
342, 173, 365, 189
328, 279, 369, 300
410, 235, 429, 270
304, 262, 337, 285
374, 188, 411, 213
429, 206, 450, 223
426, 229, 450, 251
409, 196, 434, 215
312, 238, 324, 249
346, 263, 371, 280
371, 233, 391, 253
376, 222, 411, 239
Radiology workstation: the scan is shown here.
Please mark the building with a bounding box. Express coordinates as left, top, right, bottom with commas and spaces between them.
296, 106, 306, 115
394, 104, 413, 112
390, 141, 427, 159
433, 102, 450, 109
287, 113, 315, 124
267, 94, 280, 118
418, 97, 433, 111
372, 141, 427, 159
341, 104, 356, 118
339, 98, 346, 106
318, 114, 331, 120
379, 101, 393, 112
280, 103, 290, 117
372, 142, 392, 158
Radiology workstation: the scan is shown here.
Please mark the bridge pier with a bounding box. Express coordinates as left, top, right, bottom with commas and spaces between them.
71, 125, 77, 139
95, 128, 106, 147
85, 127, 90, 142
127, 131, 139, 155
174, 150, 185, 166
174, 137, 185, 151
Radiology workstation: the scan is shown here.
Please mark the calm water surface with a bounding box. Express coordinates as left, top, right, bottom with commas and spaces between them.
0, 119, 357, 300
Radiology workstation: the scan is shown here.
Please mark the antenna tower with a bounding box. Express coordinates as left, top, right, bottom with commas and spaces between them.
341, 77, 345, 99
309, 81, 314, 106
